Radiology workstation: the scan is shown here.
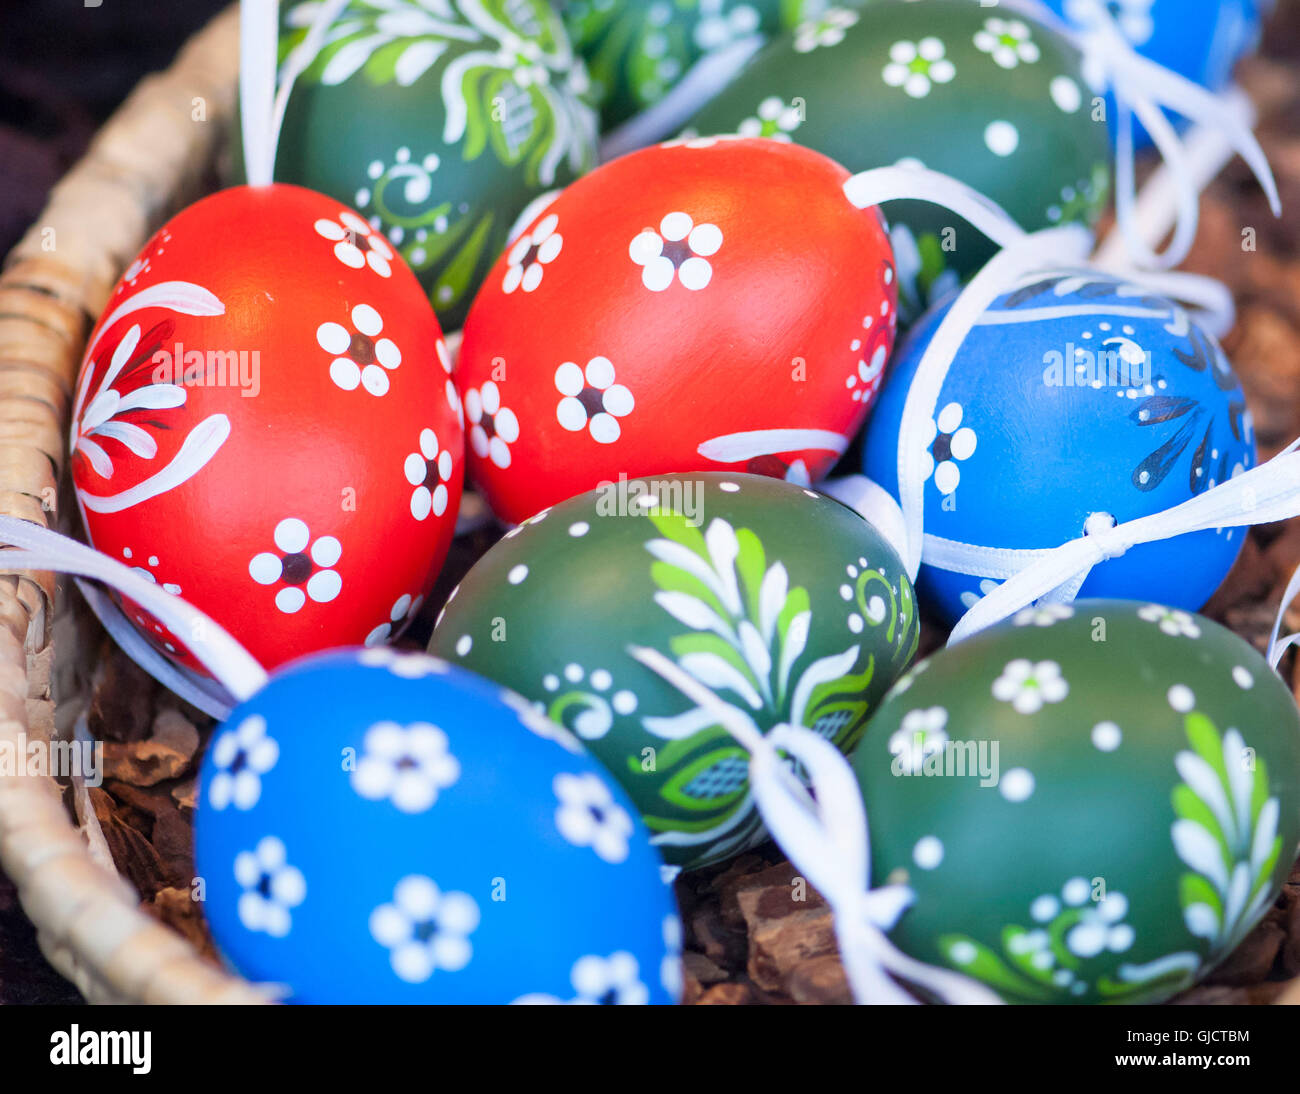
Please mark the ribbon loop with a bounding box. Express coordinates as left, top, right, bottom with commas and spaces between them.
1069, 0, 1280, 270
0, 515, 267, 701
628, 644, 1002, 1004
1267, 562, 1300, 671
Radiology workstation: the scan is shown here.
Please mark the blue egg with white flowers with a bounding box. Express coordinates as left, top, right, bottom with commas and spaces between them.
196, 647, 681, 1004
862, 268, 1256, 623
1042, 0, 1264, 149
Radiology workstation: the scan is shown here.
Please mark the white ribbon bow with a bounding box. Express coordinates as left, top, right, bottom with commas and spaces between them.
1061, 0, 1280, 270
630, 645, 1002, 1005
950, 439, 1300, 644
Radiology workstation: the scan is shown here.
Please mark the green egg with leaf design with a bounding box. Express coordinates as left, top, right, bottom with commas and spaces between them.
266, 0, 598, 329
430, 472, 919, 871
853, 600, 1300, 1004
684, 0, 1112, 322
557, 0, 837, 130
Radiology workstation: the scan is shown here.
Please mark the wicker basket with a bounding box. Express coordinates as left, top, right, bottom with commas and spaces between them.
0, 5, 264, 1004
2, 3, 1299, 1006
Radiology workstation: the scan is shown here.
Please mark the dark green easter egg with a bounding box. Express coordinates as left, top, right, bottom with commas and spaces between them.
558, 0, 835, 129
853, 600, 1300, 1004
685, 0, 1112, 321
269, 0, 598, 329
430, 472, 919, 870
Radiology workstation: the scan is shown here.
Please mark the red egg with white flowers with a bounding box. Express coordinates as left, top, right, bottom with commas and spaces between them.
70, 184, 464, 672
456, 137, 898, 524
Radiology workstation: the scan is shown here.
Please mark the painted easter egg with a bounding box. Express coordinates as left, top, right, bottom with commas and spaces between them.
455, 137, 899, 525
852, 599, 1300, 1004
862, 268, 1255, 623
685, 0, 1112, 321
269, 0, 598, 329
557, 0, 832, 129
196, 647, 680, 1003
70, 184, 464, 673
429, 473, 919, 870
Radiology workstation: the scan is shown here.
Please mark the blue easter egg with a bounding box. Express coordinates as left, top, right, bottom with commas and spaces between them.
196, 647, 681, 1004
862, 269, 1256, 623
1042, 0, 1262, 149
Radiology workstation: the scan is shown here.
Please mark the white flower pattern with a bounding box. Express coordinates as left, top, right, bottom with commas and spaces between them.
555, 356, 635, 443
370, 875, 479, 983
629, 212, 722, 292
889, 707, 949, 774
234, 836, 306, 938
883, 38, 956, 98
465, 381, 519, 469
992, 659, 1069, 714
208, 714, 279, 810
248, 518, 343, 614
1014, 604, 1074, 627
974, 18, 1041, 69
737, 96, 802, 141
793, 8, 859, 53
358, 647, 448, 678
920, 402, 977, 495
314, 210, 394, 277
365, 592, 424, 647
404, 427, 454, 520
503, 213, 562, 294
554, 771, 634, 864
316, 304, 402, 396
352, 721, 460, 813
1138, 604, 1201, 638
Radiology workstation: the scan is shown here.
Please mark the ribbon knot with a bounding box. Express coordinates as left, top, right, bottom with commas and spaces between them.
1082, 512, 1128, 561
950, 441, 1300, 643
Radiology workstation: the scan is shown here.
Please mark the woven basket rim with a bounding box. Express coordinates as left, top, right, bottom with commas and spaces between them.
0, 3, 265, 1005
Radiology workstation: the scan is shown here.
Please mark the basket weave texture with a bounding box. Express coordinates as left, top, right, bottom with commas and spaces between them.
0, 5, 265, 1004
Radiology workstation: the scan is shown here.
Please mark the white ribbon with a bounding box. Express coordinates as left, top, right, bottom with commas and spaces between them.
240, 0, 281, 187
950, 440, 1300, 645
818, 476, 914, 581
1267, 560, 1300, 671
1064, 0, 1280, 271
842, 166, 1237, 591
241, 0, 352, 187
75, 579, 237, 719
858, 161, 1242, 622
629, 645, 1002, 1005
0, 516, 267, 702
1095, 85, 1259, 272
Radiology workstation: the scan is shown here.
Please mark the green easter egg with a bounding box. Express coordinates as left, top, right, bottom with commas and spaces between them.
685, 0, 1112, 321
559, 0, 835, 129
431, 472, 919, 870
853, 600, 1300, 1004
270, 0, 598, 329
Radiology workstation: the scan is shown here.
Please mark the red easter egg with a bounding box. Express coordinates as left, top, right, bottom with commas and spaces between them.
70, 184, 464, 672
455, 137, 897, 524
